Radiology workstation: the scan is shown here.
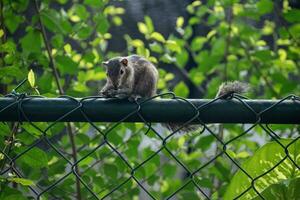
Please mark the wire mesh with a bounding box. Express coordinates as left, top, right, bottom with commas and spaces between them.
0, 81, 299, 200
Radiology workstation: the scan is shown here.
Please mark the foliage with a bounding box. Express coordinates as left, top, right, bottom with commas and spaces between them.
0, 0, 299, 199
225, 139, 300, 199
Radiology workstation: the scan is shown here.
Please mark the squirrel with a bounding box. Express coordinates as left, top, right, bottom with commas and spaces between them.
100, 55, 158, 100
100, 55, 248, 133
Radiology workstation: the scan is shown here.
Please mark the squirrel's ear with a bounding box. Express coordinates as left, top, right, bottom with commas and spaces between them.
102, 61, 109, 67
121, 58, 128, 67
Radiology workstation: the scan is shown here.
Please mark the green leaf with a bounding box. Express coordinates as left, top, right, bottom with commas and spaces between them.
162, 163, 177, 178
28, 69, 35, 88
195, 135, 214, 151
283, 9, 300, 23
149, 42, 163, 53
20, 29, 42, 54
8, 177, 35, 186
195, 177, 213, 188
7, 0, 29, 12
0, 186, 27, 200
0, 66, 24, 78
138, 22, 148, 35
0, 123, 10, 136
144, 16, 154, 34
289, 24, 300, 38
150, 32, 165, 43
41, 9, 64, 34
178, 137, 185, 147
131, 39, 144, 47
51, 34, 64, 48
178, 190, 200, 200
19, 147, 48, 169
73, 4, 89, 20
0, 153, 4, 160
211, 38, 225, 56
176, 49, 189, 68
225, 139, 300, 200
56, 0, 68, 4
256, 0, 273, 15
56, 55, 78, 75
2, 194, 27, 200
94, 14, 110, 34
38, 72, 53, 93
4, 11, 23, 33
226, 149, 236, 158
1, 40, 16, 53
112, 16, 122, 26
166, 40, 181, 53
84, 0, 103, 8
176, 17, 184, 28
236, 151, 250, 159
191, 37, 206, 51
78, 156, 94, 167
22, 122, 47, 136
183, 26, 193, 40
103, 163, 118, 180
136, 46, 150, 58
174, 82, 189, 97
76, 26, 93, 39
0, 29, 4, 38
252, 50, 273, 61
251, 178, 300, 200
125, 138, 139, 159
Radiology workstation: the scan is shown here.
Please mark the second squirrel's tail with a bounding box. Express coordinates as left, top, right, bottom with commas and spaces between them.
164, 81, 249, 134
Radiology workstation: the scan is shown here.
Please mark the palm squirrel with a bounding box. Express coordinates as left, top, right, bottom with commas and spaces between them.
100, 55, 248, 133
100, 55, 158, 100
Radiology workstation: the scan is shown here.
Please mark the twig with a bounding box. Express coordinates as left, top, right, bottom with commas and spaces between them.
33, 1, 81, 199
33, 0, 64, 94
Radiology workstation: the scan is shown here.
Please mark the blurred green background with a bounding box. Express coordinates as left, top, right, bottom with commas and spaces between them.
0, 0, 299, 199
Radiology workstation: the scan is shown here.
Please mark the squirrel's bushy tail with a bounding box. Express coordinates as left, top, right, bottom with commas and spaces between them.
216, 81, 249, 98
164, 81, 249, 134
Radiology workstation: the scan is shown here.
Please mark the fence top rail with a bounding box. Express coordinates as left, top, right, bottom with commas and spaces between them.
0, 96, 299, 124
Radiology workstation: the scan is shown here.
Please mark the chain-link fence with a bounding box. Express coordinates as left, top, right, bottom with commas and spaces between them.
0, 82, 299, 200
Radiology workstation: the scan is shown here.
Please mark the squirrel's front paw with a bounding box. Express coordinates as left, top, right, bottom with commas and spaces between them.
128, 95, 142, 102
100, 89, 116, 97
115, 93, 129, 99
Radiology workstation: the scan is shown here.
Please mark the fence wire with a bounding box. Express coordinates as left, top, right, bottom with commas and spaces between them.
0, 81, 299, 200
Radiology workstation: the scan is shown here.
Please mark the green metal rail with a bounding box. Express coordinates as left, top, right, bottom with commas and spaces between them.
0, 97, 299, 124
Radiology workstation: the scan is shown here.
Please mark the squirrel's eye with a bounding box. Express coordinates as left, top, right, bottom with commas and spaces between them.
120, 69, 124, 75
